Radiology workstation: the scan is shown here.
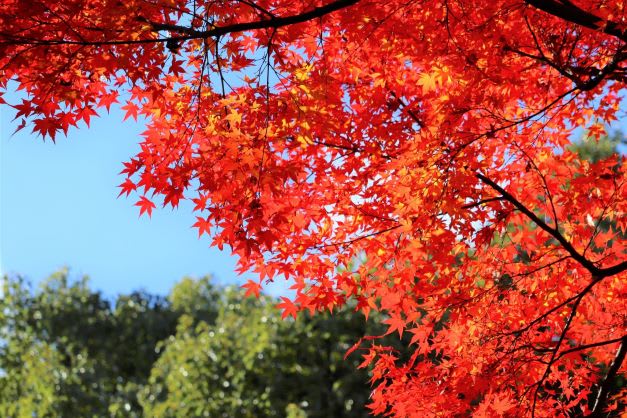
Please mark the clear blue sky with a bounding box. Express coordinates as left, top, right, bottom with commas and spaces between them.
0, 93, 287, 297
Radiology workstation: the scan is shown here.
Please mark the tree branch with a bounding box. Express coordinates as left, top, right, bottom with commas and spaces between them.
0, 0, 361, 47
476, 173, 626, 278
532, 289, 585, 417
524, 0, 627, 42
313, 225, 401, 249
505, 276, 601, 338
555, 335, 626, 363
461, 196, 505, 209
588, 335, 627, 417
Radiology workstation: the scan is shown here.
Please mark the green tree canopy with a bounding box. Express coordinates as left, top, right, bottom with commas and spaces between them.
0, 270, 391, 417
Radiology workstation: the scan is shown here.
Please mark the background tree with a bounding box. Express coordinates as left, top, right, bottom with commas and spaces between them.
0, 271, 387, 417
1, 0, 626, 416
0, 270, 183, 417
572, 130, 625, 163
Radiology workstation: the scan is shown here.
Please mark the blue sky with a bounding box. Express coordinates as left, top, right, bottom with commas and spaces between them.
0, 94, 289, 297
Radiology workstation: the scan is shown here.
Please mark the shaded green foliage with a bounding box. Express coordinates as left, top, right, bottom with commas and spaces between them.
570, 129, 624, 163
0, 270, 389, 417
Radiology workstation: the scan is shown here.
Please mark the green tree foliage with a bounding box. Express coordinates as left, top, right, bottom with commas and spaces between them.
142, 286, 386, 417
570, 129, 624, 163
0, 270, 388, 417
0, 270, 182, 417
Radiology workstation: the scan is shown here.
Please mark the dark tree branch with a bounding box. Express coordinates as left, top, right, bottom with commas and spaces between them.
461, 196, 505, 209
0, 0, 360, 47
235, 0, 276, 19
524, 0, 627, 42
476, 173, 627, 278
311, 139, 361, 152
388, 91, 424, 128
449, 88, 578, 164
313, 225, 401, 249
555, 335, 626, 363
531, 289, 586, 417
588, 335, 627, 417
505, 276, 601, 338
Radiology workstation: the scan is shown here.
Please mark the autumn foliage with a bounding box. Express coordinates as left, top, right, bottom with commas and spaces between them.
1, 0, 626, 416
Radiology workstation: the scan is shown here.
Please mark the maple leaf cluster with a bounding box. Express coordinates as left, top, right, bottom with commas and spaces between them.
1, 0, 626, 416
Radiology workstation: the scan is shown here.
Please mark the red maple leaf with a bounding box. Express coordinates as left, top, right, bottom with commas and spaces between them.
135, 196, 156, 218
241, 279, 262, 298
117, 179, 136, 198
192, 216, 211, 237
276, 297, 298, 319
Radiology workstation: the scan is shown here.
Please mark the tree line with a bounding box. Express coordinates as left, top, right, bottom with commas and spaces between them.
0, 270, 401, 418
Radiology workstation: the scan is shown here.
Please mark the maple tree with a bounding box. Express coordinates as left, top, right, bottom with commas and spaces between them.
1, 0, 626, 416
